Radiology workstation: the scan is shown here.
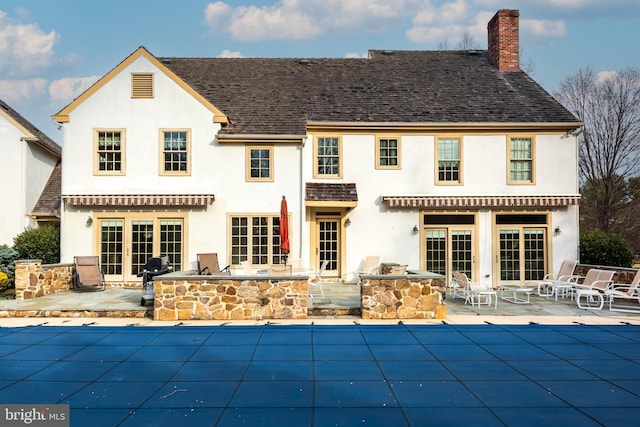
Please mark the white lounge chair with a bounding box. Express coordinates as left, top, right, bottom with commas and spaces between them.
452, 271, 496, 309
605, 270, 640, 312
526, 259, 578, 298
308, 260, 329, 302
358, 256, 380, 275
573, 269, 615, 310
240, 260, 253, 275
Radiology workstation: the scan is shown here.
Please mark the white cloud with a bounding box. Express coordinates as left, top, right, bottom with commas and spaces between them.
521, 19, 566, 37
228, 4, 320, 41
217, 49, 245, 58
406, 0, 483, 44
48, 75, 101, 102
0, 11, 59, 77
204, 0, 408, 41
204, 1, 232, 29
439, 0, 472, 24
595, 70, 618, 84
345, 52, 367, 58
0, 78, 47, 102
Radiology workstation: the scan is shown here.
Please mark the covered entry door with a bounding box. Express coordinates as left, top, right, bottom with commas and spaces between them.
314, 214, 342, 277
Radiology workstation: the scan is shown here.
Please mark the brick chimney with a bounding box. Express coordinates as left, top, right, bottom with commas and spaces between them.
487, 9, 520, 72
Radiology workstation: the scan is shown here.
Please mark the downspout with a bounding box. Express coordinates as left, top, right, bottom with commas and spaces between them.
299, 135, 307, 260
19, 138, 27, 233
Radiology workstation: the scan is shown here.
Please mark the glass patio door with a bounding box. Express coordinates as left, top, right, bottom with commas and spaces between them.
424, 227, 474, 281
99, 216, 183, 282
497, 227, 546, 285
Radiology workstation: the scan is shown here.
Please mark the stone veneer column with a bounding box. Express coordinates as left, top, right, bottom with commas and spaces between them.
14, 260, 42, 300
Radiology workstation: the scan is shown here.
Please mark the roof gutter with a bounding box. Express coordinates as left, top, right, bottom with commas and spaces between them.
217, 134, 306, 144
307, 121, 584, 133
20, 136, 62, 158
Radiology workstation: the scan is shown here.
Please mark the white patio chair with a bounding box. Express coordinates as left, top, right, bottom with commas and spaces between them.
605, 270, 640, 312
573, 269, 615, 310
358, 256, 380, 275
525, 259, 578, 298
452, 271, 497, 309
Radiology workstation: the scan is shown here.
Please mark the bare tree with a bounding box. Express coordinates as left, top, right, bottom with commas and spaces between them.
556, 66, 640, 232
455, 30, 480, 50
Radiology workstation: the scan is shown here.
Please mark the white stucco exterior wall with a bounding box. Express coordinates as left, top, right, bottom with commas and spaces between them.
58, 51, 581, 285
0, 114, 58, 246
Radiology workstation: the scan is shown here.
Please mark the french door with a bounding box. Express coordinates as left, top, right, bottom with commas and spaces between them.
424, 227, 475, 282
99, 215, 184, 282
496, 227, 546, 285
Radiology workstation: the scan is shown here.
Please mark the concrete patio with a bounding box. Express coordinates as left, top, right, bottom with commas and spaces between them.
1, 281, 639, 324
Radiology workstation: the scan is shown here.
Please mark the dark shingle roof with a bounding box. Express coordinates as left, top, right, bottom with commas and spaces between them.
306, 183, 358, 203
32, 161, 61, 216
0, 99, 61, 156
161, 50, 578, 136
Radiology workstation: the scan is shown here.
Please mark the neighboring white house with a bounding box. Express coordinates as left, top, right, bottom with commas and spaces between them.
0, 99, 61, 246
54, 9, 582, 286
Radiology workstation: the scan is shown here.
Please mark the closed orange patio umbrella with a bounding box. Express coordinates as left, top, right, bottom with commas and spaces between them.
279, 196, 290, 263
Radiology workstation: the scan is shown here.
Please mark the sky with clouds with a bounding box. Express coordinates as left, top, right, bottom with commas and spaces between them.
1, 0, 639, 142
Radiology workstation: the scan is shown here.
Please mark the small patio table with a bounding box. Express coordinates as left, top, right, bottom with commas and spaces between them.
552, 281, 574, 301
499, 284, 534, 304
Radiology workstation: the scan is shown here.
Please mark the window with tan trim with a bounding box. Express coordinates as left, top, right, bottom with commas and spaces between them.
507, 135, 535, 184
246, 145, 274, 181
375, 136, 401, 169
131, 72, 154, 98
159, 129, 191, 175
228, 214, 287, 266
94, 129, 125, 175
314, 136, 342, 178
435, 136, 462, 184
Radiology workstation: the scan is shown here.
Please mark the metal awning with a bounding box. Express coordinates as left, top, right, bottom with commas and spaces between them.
63, 194, 215, 207
381, 195, 580, 208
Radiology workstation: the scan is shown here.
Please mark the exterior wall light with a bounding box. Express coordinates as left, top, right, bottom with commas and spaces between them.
345, 217, 351, 226
86, 216, 93, 227
554, 226, 561, 236
413, 225, 419, 234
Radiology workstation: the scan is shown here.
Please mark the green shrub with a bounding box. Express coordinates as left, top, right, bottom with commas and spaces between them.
0, 244, 18, 289
579, 230, 635, 268
13, 225, 60, 265
0, 271, 9, 292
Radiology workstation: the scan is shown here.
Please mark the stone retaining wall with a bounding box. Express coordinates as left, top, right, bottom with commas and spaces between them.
153, 276, 309, 321
361, 277, 447, 319
14, 260, 74, 300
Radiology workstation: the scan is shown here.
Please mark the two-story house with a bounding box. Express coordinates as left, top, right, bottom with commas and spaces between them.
54, 9, 582, 286
0, 99, 61, 246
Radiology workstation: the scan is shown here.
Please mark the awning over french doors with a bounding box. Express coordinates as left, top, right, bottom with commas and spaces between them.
63, 194, 215, 207
381, 195, 581, 209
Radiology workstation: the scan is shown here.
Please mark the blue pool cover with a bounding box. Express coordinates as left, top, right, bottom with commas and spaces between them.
1, 323, 639, 426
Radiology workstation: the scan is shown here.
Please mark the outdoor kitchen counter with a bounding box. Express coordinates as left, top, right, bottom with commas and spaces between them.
151, 271, 309, 321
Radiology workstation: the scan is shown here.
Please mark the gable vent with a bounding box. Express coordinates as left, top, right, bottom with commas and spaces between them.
131, 72, 154, 98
